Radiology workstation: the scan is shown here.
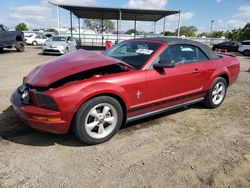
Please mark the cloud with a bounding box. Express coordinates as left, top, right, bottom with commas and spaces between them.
215, 0, 222, 3
49, 0, 95, 6
5, 0, 96, 29
124, 0, 167, 9
167, 12, 194, 22
214, 4, 250, 31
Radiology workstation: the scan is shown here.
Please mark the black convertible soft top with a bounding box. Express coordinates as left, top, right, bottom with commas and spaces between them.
133, 37, 219, 60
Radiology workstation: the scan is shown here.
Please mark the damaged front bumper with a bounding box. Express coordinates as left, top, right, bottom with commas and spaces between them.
10, 89, 69, 134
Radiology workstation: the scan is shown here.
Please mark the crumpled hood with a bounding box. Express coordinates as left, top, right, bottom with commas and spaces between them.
25, 49, 123, 87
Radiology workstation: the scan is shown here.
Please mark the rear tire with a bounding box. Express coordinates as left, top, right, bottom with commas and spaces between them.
243, 50, 250, 56
202, 77, 227, 108
73, 96, 123, 145
15, 41, 25, 52
32, 41, 38, 46
0, 47, 3, 52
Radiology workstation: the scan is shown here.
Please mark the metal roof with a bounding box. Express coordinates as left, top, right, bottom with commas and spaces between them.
54, 4, 180, 21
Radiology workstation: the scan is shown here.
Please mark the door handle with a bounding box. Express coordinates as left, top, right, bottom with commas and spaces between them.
193, 68, 201, 73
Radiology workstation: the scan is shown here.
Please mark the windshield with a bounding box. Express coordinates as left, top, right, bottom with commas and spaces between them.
50, 36, 66, 42
104, 41, 161, 69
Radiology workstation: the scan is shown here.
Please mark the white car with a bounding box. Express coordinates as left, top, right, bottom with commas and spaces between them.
42, 36, 77, 55
25, 34, 48, 45
238, 40, 250, 56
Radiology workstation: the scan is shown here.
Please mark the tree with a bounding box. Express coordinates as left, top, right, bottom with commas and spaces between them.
84, 19, 114, 33
197, 32, 210, 37
225, 28, 242, 41
15, 22, 28, 31
241, 22, 250, 41
211, 31, 225, 38
47, 28, 58, 35
125, 29, 139, 35
175, 26, 197, 37
162, 31, 175, 36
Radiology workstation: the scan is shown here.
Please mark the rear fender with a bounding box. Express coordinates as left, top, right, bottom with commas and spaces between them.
204, 67, 230, 90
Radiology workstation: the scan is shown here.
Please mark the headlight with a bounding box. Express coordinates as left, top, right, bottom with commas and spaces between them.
34, 92, 58, 111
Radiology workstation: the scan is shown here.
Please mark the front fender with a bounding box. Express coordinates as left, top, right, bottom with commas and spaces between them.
74, 82, 131, 114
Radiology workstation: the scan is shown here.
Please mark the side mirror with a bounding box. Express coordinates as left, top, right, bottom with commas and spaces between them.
153, 61, 175, 70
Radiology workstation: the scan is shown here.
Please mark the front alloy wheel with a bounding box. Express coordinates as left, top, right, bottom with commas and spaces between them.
85, 103, 118, 139
74, 96, 123, 144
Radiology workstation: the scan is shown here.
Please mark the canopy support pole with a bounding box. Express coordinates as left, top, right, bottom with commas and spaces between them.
177, 11, 181, 37
119, 10, 122, 41
116, 18, 119, 43
78, 18, 81, 45
154, 21, 156, 34
101, 18, 104, 46
57, 6, 60, 36
163, 16, 166, 35
70, 11, 73, 37
134, 16, 137, 39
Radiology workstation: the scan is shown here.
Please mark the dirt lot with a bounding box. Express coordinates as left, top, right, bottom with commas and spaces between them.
0, 47, 249, 188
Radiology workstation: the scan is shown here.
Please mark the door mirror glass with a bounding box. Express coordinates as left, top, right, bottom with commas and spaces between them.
153, 62, 175, 70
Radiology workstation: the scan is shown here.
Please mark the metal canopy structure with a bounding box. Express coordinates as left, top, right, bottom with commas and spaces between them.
50, 2, 181, 47
57, 5, 180, 22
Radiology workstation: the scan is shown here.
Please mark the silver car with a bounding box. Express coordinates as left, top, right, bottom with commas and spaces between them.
42, 36, 77, 55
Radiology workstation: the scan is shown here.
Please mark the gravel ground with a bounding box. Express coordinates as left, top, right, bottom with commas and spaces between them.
0, 47, 249, 188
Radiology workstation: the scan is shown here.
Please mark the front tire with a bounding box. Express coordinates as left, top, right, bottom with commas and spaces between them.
202, 77, 227, 108
73, 96, 123, 145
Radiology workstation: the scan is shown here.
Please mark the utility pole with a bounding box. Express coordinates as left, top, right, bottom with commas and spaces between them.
210, 19, 214, 36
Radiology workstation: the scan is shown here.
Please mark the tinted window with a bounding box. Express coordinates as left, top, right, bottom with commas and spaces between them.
242, 42, 250, 45
104, 41, 161, 69
158, 44, 208, 65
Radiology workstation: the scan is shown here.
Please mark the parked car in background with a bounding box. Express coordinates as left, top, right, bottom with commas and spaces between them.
42, 36, 77, 55
238, 40, 250, 56
25, 34, 48, 45
11, 38, 240, 144
0, 24, 25, 52
212, 41, 240, 52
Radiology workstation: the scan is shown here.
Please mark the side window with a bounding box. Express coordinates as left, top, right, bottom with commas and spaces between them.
196, 47, 208, 61
156, 44, 208, 66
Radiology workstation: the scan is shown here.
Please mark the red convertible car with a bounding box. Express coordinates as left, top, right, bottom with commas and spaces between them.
11, 38, 240, 144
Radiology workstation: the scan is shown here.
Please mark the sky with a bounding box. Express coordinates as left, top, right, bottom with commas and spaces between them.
0, 0, 249, 33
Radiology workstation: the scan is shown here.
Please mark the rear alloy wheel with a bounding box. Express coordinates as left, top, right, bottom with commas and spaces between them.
243, 50, 250, 56
15, 41, 25, 52
32, 41, 38, 46
74, 96, 123, 144
202, 77, 227, 108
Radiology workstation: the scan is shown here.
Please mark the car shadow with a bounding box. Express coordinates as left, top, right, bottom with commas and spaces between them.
0, 103, 204, 147
37, 52, 59, 56
0, 49, 18, 54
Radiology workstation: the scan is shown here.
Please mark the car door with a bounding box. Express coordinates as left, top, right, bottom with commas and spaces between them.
0, 25, 12, 46
41, 36, 47, 44
146, 44, 208, 111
